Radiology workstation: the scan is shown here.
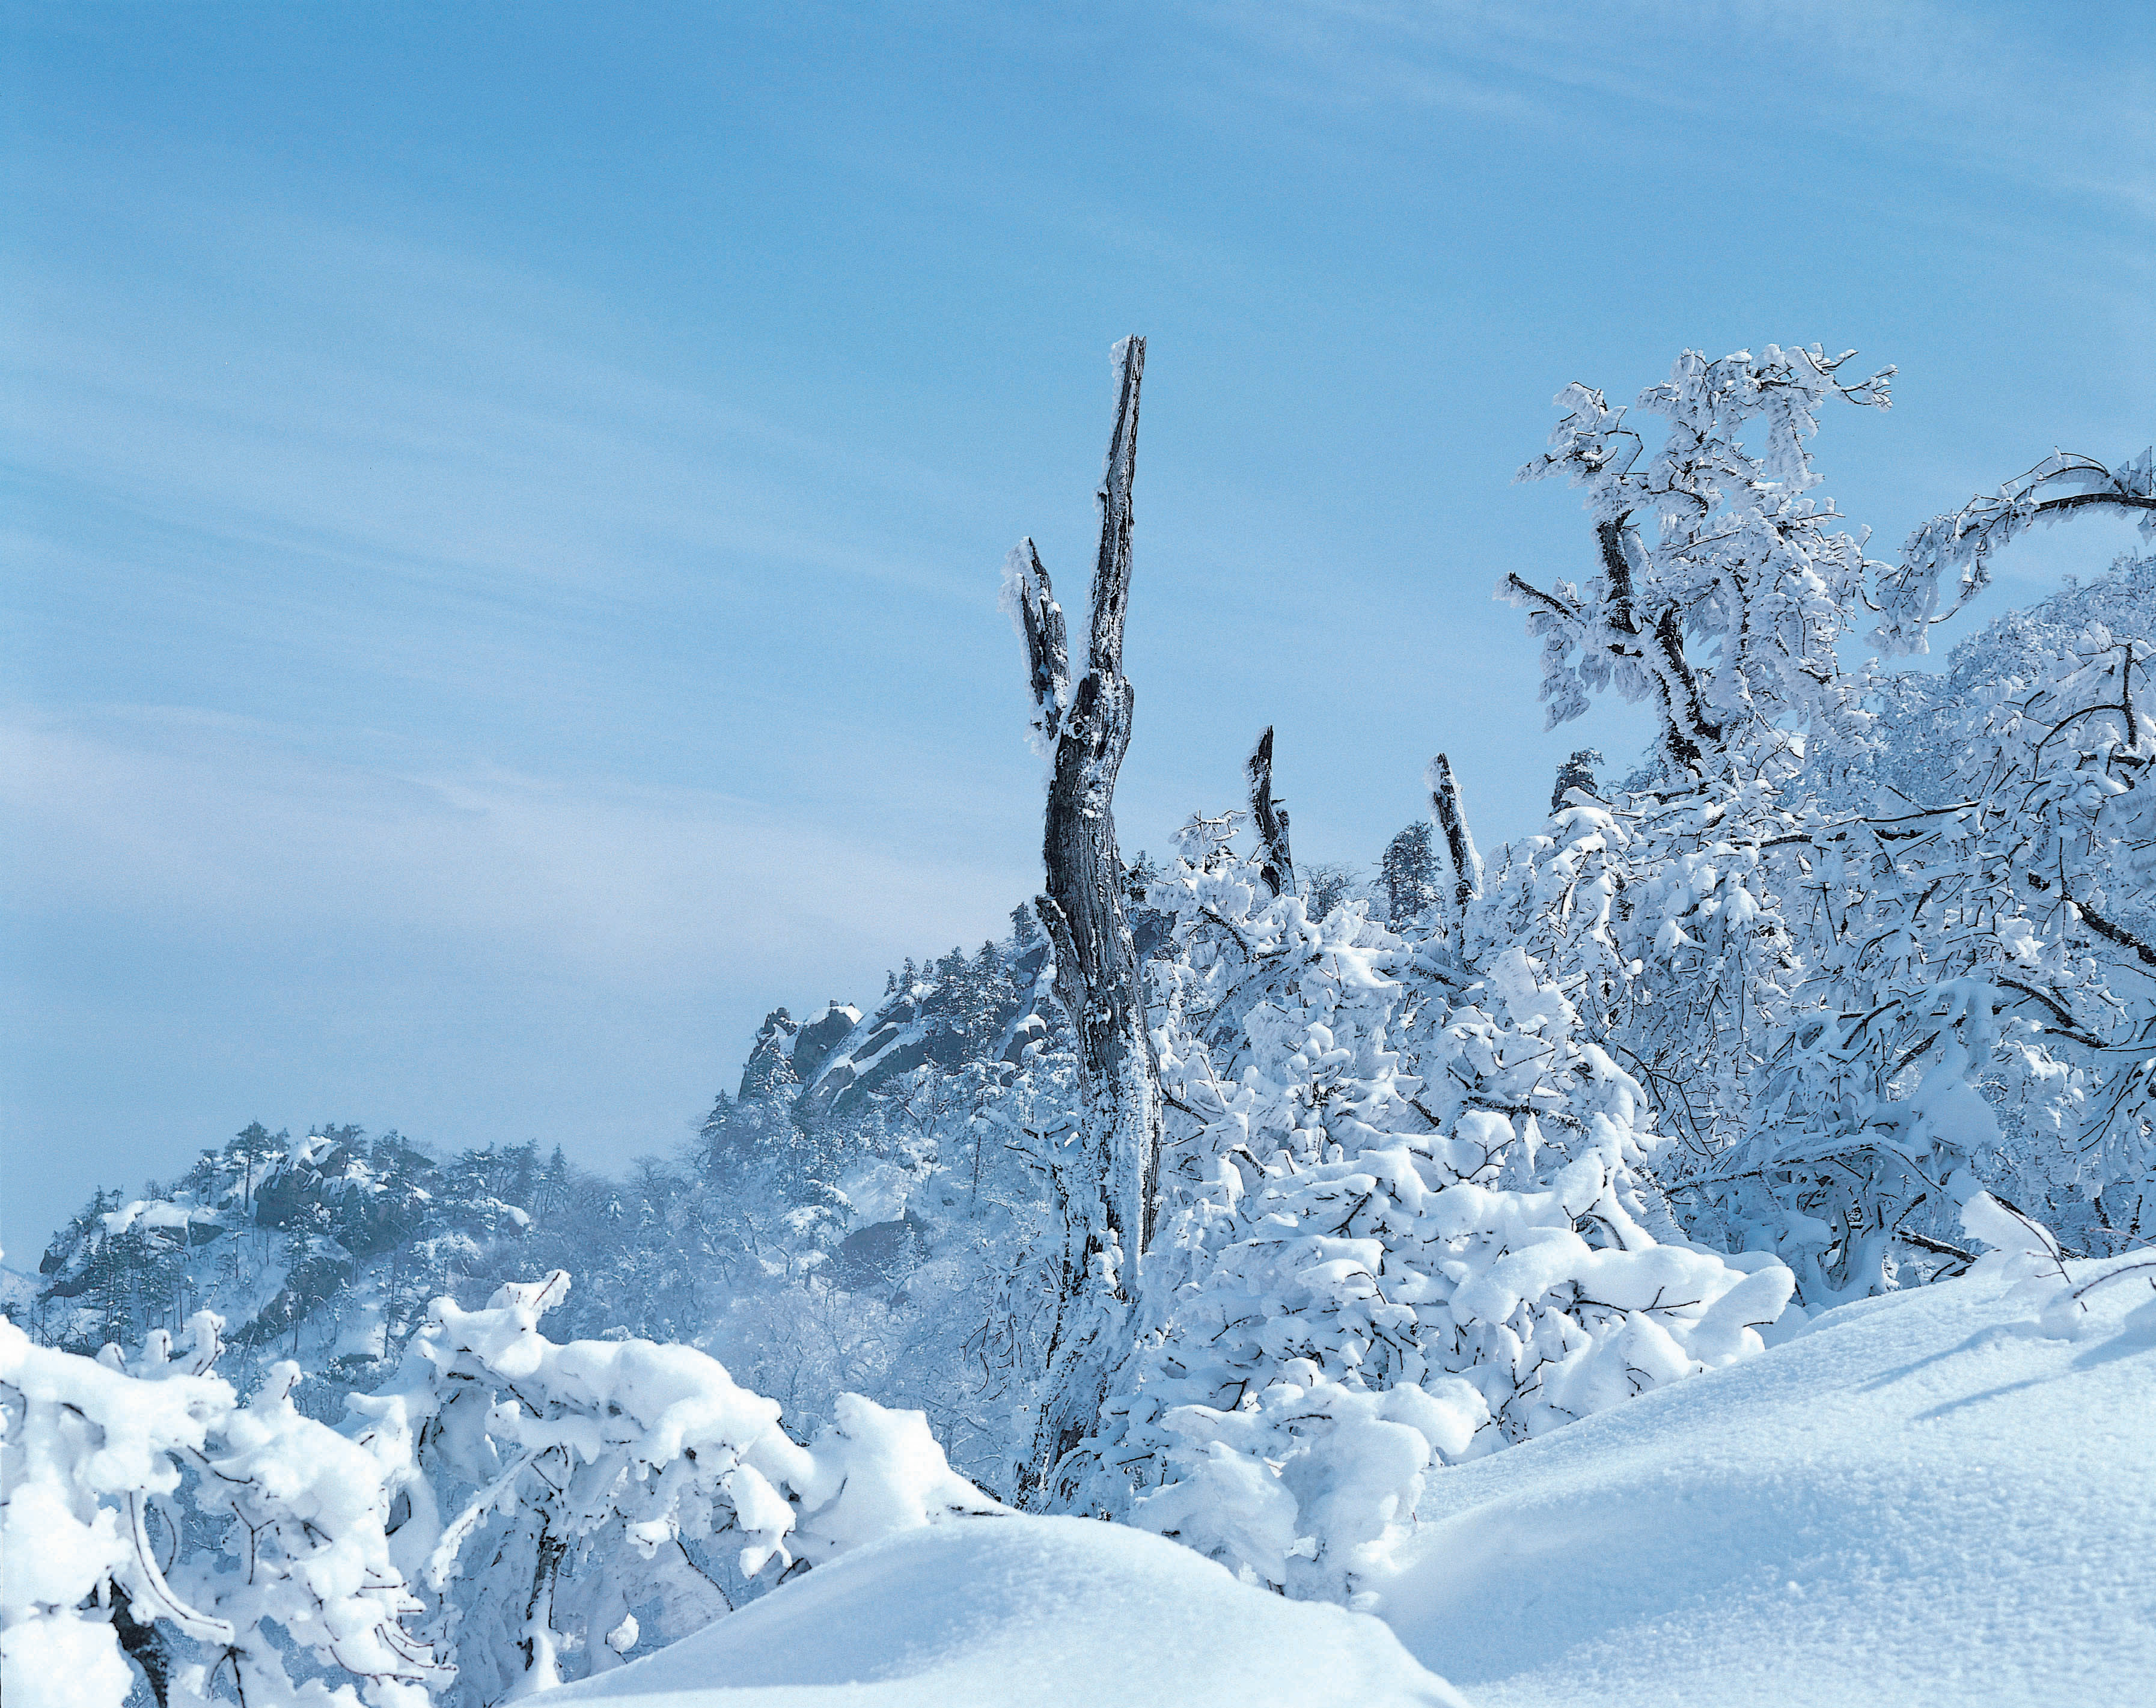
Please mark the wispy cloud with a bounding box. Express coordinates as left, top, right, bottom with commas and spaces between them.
2, 705, 1027, 996
0, 700, 1035, 1253
1195, 0, 2156, 218
3, 174, 1000, 618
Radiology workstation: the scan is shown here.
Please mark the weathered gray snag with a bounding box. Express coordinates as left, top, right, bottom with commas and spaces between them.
1006, 335, 1163, 1505
1425, 752, 1483, 936
1245, 725, 1295, 898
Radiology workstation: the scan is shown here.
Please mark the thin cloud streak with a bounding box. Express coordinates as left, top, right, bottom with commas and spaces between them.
2, 707, 1027, 995
0, 703, 1034, 1255
1200, 0, 2155, 219
5, 180, 998, 612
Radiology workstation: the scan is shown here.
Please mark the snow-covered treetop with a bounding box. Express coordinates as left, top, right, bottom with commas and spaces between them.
1506, 343, 1894, 774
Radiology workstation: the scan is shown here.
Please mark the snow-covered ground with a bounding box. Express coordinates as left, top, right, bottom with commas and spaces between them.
1378, 1265, 2156, 1707
549, 1513, 1466, 1708
529, 1267, 2152, 1707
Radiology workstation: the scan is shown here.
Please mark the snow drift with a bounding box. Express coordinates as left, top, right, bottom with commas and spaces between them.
1377, 1262, 2156, 1707
548, 1514, 1465, 1708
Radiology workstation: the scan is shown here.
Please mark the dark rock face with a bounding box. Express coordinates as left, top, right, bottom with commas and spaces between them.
233, 1251, 356, 1348
1002, 1014, 1048, 1064
833, 1213, 927, 1294
789, 1002, 861, 1086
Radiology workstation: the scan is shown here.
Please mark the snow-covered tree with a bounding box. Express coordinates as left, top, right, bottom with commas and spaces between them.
343, 1271, 999, 1707
1, 1310, 445, 1708
1379, 822, 1440, 928
1482, 346, 1896, 1172
1493, 376, 2154, 1304
1506, 343, 1893, 776
1063, 786, 1791, 1600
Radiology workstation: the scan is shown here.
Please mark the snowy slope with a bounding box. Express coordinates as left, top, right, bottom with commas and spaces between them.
550, 1513, 1465, 1708
1377, 1265, 2156, 1707
0, 1266, 37, 1317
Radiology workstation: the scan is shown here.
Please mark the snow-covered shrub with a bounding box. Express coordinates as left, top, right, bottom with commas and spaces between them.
1068, 823, 1792, 1600
1718, 621, 2156, 1293
1492, 342, 1888, 1189
1471, 784, 1804, 1169
1, 1310, 444, 1708
4, 1264, 1003, 1708
1956, 1188, 2156, 1341
346, 1271, 1000, 1705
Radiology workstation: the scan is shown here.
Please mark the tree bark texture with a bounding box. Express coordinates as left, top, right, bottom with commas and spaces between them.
1007, 335, 1164, 1507
1426, 752, 1483, 936
1596, 516, 1721, 773
1245, 725, 1295, 898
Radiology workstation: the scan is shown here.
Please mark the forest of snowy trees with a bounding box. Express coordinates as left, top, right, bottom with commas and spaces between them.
7, 338, 2154, 1708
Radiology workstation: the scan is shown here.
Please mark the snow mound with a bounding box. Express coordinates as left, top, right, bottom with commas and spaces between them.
551, 1513, 1464, 1708
1378, 1265, 2156, 1707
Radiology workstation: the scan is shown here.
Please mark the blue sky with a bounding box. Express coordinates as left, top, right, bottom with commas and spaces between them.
4, 1, 2151, 1258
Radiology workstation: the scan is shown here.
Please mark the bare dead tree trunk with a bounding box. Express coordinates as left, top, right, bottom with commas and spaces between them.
1426, 752, 1483, 938
1245, 725, 1295, 898
1004, 335, 1163, 1507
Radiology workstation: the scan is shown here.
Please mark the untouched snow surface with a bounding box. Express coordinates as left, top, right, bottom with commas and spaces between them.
1379, 1266, 2156, 1707
549, 1513, 1465, 1708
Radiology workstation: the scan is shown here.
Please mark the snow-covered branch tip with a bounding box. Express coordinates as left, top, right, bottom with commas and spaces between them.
1501, 343, 1893, 775
1874, 447, 2156, 654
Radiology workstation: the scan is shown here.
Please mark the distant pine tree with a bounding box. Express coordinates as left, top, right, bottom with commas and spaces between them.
1379, 821, 1438, 925
1550, 746, 1604, 812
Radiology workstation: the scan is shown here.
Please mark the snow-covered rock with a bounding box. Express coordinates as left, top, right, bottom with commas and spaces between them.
549, 1513, 1465, 1707
1377, 1264, 2156, 1707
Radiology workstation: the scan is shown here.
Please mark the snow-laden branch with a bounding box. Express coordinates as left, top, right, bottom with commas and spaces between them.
1873, 448, 2156, 654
